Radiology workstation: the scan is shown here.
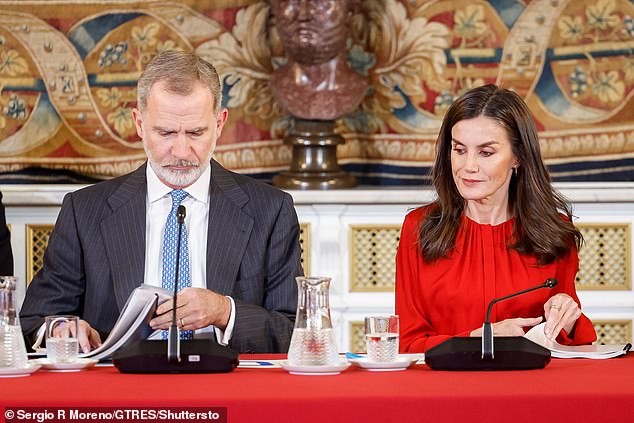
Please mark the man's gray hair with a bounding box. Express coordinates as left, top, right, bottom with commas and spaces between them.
136, 51, 223, 114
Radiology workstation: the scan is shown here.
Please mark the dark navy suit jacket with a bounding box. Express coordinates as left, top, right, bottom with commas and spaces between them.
0, 191, 13, 276
20, 161, 302, 353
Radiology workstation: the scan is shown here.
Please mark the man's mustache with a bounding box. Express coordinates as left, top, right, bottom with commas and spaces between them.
161, 160, 199, 168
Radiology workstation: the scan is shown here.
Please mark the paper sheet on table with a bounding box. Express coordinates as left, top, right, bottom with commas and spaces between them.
524, 322, 631, 359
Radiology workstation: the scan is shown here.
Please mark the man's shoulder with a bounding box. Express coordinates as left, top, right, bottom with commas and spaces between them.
69, 165, 145, 201
212, 161, 288, 202
232, 171, 286, 197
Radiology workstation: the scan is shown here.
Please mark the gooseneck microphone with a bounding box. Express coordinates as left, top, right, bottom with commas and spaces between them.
425, 278, 559, 371
167, 205, 186, 364
482, 278, 558, 359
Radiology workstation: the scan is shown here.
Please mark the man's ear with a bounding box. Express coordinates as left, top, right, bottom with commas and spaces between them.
215, 108, 229, 138
132, 108, 144, 139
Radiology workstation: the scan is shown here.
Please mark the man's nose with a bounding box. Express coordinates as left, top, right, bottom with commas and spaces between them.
171, 133, 190, 157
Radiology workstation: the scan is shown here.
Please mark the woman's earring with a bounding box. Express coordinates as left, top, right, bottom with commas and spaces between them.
513, 167, 518, 176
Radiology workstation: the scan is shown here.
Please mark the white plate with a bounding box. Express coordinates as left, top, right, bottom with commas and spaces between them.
280, 360, 350, 375
32, 358, 98, 372
348, 356, 419, 371
0, 363, 41, 378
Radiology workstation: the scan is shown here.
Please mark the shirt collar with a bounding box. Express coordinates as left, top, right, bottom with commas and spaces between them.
146, 163, 211, 204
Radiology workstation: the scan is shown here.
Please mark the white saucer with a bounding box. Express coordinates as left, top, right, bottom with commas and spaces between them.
348, 356, 418, 371
0, 363, 41, 378
280, 360, 350, 375
32, 358, 98, 372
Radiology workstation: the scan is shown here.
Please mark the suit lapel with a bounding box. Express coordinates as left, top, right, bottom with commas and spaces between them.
101, 165, 148, 309
206, 161, 254, 295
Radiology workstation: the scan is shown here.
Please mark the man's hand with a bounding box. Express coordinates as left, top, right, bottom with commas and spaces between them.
470, 317, 543, 337
150, 288, 231, 331
77, 319, 102, 354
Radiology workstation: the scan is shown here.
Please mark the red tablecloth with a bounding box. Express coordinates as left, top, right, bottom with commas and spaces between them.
2, 354, 633, 423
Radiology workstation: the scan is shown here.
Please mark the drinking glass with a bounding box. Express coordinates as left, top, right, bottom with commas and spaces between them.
364, 315, 399, 362
45, 315, 79, 363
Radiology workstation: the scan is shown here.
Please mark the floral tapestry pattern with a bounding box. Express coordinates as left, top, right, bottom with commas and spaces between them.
0, 0, 632, 184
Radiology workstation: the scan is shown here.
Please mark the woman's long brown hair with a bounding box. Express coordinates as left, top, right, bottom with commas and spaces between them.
419, 84, 582, 265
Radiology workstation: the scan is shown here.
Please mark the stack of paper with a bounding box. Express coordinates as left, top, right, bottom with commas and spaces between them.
524, 322, 631, 359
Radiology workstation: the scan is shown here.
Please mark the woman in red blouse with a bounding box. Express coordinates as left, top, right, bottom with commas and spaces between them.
396, 85, 596, 353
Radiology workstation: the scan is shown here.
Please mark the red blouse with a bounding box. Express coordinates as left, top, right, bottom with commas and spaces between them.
396, 206, 597, 353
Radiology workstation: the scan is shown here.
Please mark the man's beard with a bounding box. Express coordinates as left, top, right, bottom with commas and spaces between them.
152, 159, 208, 188
146, 146, 213, 188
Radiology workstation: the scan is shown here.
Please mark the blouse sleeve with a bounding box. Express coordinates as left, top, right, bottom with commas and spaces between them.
553, 245, 597, 345
395, 209, 472, 353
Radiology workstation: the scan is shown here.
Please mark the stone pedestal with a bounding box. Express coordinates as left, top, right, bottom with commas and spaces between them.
273, 119, 357, 189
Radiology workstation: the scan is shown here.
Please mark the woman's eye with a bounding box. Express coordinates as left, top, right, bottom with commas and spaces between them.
452, 147, 465, 154
480, 151, 493, 157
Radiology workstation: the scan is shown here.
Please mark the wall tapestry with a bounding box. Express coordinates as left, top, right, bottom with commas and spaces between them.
0, 0, 632, 184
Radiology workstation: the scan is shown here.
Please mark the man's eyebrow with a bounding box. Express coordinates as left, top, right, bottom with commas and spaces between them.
186, 127, 209, 133
151, 126, 209, 133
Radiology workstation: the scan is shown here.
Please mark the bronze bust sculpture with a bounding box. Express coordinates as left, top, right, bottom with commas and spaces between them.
270, 0, 367, 120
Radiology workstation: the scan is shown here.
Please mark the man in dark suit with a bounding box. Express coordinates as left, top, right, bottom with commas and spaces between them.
20, 51, 302, 354
0, 191, 14, 276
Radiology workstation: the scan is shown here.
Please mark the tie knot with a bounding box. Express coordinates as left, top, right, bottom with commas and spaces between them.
170, 190, 188, 207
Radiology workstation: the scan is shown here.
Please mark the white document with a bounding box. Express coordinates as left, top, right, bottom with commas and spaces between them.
79, 284, 173, 360
524, 322, 631, 359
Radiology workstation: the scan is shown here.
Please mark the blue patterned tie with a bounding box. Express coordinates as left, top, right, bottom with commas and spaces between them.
161, 190, 193, 340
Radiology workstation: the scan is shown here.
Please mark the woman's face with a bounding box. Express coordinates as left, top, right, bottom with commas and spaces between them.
450, 116, 518, 208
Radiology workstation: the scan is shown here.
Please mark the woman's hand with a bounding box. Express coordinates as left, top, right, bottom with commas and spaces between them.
470, 317, 543, 337
544, 293, 581, 340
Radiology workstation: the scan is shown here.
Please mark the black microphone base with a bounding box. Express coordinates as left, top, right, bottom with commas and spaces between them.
112, 340, 239, 374
425, 337, 551, 371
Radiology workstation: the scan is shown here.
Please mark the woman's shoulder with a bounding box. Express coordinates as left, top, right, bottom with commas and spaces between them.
557, 212, 572, 223
405, 204, 435, 219
403, 204, 437, 228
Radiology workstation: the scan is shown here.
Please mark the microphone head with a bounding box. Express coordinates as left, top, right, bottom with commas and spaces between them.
544, 278, 558, 288
177, 205, 186, 223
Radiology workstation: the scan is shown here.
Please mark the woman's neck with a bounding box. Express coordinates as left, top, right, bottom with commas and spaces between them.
464, 200, 511, 225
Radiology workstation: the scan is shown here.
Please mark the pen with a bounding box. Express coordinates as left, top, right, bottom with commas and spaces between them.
345, 352, 363, 359
238, 360, 276, 367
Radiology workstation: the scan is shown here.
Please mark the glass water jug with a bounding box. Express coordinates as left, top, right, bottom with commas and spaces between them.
287, 276, 339, 366
0, 276, 28, 368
